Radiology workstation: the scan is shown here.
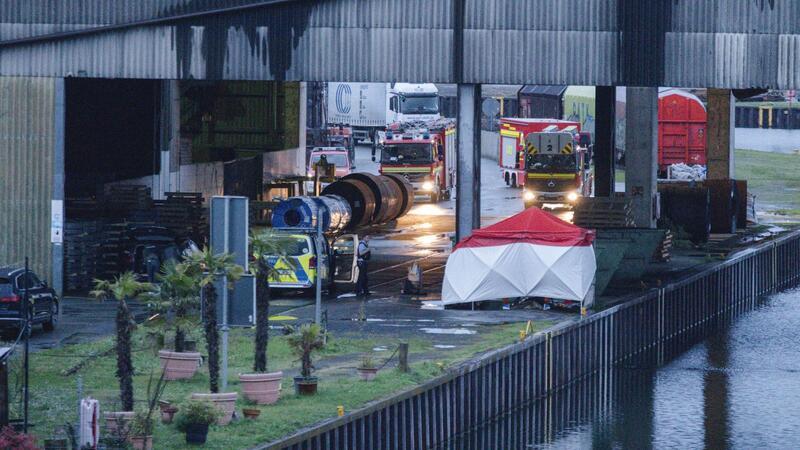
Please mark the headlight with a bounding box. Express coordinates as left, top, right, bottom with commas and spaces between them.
422, 181, 434, 191
567, 192, 579, 202
523, 190, 535, 201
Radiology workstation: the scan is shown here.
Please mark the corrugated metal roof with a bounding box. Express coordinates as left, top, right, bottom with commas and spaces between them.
1, 0, 799, 88
0, 77, 55, 279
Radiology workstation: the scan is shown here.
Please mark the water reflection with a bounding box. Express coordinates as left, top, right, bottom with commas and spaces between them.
439, 290, 800, 449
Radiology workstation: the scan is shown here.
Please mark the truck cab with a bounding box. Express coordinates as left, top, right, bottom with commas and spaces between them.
522, 132, 590, 209
308, 147, 352, 178
264, 231, 360, 291
376, 120, 456, 203
388, 83, 441, 124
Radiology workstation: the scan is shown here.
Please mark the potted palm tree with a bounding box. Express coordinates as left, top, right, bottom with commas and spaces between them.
357, 354, 379, 381
238, 233, 294, 405
182, 248, 243, 425
175, 399, 220, 445
287, 323, 325, 395
91, 273, 152, 420
128, 412, 154, 450
147, 262, 203, 380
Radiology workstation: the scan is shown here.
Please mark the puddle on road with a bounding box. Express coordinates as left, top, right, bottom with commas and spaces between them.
373, 346, 388, 352
420, 328, 476, 335
434, 344, 457, 349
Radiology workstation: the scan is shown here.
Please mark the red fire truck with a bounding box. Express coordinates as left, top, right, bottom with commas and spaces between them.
498, 118, 583, 188
376, 118, 457, 202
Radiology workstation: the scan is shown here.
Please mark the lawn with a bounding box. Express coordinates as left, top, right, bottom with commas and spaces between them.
26, 320, 550, 449
735, 148, 800, 216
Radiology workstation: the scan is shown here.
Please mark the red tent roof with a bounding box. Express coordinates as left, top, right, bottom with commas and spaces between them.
455, 207, 594, 249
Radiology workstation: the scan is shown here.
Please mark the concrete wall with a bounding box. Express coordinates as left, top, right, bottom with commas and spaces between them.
481, 131, 499, 161
0, 77, 56, 278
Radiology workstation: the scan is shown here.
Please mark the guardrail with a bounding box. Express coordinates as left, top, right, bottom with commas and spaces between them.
261, 231, 800, 450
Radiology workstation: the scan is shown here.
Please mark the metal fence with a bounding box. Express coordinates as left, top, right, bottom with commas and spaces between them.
263, 231, 800, 450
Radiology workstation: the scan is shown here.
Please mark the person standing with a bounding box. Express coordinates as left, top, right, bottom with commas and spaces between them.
355, 236, 371, 296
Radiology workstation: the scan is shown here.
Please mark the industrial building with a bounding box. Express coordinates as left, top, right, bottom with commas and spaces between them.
2, 0, 799, 296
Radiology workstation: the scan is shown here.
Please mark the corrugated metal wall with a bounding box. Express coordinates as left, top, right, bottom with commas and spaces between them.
1, 0, 800, 87
0, 77, 55, 278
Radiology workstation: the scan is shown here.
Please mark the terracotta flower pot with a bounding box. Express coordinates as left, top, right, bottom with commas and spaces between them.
191, 392, 238, 425
239, 371, 283, 405
160, 406, 178, 424
158, 350, 202, 380
242, 408, 261, 420
293, 376, 318, 396
357, 367, 379, 381
129, 435, 153, 450
104, 411, 135, 436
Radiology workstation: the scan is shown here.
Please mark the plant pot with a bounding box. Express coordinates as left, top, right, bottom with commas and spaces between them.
158, 350, 202, 380
239, 371, 283, 405
293, 376, 319, 396
130, 435, 153, 450
191, 392, 238, 425
184, 423, 209, 445
357, 367, 379, 381
242, 408, 261, 420
160, 406, 179, 424
104, 411, 135, 436
158, 400, 171, 411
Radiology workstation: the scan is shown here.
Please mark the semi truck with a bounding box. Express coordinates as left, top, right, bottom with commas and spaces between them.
376, 118, 457, 203
498, 118, 583, 188
326, 82, 441, 143
521, 131, 591, 209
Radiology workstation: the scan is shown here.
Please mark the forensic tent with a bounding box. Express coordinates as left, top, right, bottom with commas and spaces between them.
441, 207, 596, 307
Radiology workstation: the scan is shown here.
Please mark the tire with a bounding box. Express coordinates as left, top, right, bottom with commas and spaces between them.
42, 301, 58, 332
511, 174, 517, 188
504, 172, 510, 186
430, 189, 440, 203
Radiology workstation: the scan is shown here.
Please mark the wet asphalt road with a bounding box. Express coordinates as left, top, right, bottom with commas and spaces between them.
28, 144, 568, 350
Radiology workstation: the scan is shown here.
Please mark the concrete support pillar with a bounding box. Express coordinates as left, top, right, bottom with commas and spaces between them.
625, 87, 658, 228
706, 89, 735, 180
51, 78, 65, 299
456, 84, 481, 241
594, 86, 616, 197
158, 80, 181, 197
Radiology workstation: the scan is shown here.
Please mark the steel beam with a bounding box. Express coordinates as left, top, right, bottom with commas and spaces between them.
706, 89, 735, 180
51, 78, 65, 299
594, 86, 616, 197
456, 83, 481, 242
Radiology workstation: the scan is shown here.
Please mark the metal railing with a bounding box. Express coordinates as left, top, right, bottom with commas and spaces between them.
262, 231, 800, 450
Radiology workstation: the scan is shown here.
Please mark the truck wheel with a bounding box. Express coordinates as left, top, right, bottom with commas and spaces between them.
511, 174, 517, 188
504, 172, 510, 186
430, 189, 440, 203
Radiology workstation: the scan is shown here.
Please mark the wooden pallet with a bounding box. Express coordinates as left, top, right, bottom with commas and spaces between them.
573, 197, 635, 229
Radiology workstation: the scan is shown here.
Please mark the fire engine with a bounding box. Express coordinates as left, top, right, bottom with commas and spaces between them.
498, 118, 583, 188
521, 131, 591, 209
375, 118, 456, 203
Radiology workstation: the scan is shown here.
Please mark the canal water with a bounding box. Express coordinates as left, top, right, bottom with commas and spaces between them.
448, 289, 800, 449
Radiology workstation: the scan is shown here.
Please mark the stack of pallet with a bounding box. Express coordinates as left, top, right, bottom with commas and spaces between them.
154, 192, 206, 243
63, 220, 101, 292
97, 222, 129, 280
572, 197, 635, 229
104, 185, 152, 218
653, 229, 673, 262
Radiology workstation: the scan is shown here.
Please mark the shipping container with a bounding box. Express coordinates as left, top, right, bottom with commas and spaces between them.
658, 89, 707, 173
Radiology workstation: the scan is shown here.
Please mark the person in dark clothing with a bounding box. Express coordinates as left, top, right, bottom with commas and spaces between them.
355, 236, 371, 296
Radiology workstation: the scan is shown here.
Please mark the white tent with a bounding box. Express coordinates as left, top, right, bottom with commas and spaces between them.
441, 207, 596, 307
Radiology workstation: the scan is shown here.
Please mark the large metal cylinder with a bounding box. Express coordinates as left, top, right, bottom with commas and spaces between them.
342, 173, 401, 224
321, 179, 376, 229
383, 173, 415, 219
271, 195, 352, 232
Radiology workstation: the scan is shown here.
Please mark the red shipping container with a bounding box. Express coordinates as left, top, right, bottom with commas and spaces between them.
658, 89, 707, 172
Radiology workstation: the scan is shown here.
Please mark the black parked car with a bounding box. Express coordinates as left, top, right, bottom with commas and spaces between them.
0, 268, 59, 332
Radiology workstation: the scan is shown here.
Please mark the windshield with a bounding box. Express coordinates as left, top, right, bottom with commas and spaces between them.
381, 144, 433, 164
265, 236, 312, 257
400, 95, 439, 114
526, 154, 577, 173
0, 278, 12, 295
310, 154, 348, 168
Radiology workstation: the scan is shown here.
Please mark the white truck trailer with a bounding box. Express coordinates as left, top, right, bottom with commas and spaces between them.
326, 82, 440, 143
